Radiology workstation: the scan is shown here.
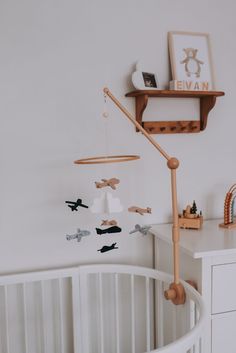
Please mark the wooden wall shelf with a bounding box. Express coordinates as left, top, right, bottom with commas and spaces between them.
125, 90, 225, 134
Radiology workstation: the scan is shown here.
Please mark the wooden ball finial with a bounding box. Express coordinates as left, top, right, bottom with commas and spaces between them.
167, 157, 179, 169
164, 282, 186, 305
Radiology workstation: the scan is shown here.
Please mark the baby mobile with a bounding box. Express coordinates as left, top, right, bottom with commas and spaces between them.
65, 91, 152, 253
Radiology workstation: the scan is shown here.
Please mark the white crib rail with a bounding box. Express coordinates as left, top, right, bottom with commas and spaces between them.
0, 265, 206, 353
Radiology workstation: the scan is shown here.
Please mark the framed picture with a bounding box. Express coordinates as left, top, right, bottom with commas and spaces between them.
132, 65, 159, 90
168, 31, 214, 90
142, 72, 158, 88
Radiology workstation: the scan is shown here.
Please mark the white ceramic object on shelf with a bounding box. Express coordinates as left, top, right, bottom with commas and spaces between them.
131, 61, 159, 90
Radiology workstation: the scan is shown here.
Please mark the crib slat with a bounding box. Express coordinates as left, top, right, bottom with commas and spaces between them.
22, 283, 29, 353
40, 281, 47, 353
131, 275, 135, 353
196, 343, 199, 353
199, 337, 202, 353
115, 274, 120, 353
195, 305, 200, 324
188, 300, 196, 353
4, 286, 10, 353
193, 307, 201, 353
156, 281, 164, 348
58, 278, 65, 353
190, 300, 195, 329
72, 274, 82, 353
146, 277, 150, 352
99, 273, 105, 353
172, 305, 177, 341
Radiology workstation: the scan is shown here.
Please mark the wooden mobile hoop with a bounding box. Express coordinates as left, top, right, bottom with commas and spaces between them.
75, 87, 185, 305
74, 155, 140, 165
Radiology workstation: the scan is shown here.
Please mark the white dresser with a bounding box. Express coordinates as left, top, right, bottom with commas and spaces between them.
152, 219, 236, 353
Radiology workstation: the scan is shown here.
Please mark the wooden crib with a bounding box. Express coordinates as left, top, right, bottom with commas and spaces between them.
0, 264, 205, 353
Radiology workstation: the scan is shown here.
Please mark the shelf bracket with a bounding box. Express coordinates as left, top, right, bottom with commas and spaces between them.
136, 94, 148, 131
200, 95, 217, 131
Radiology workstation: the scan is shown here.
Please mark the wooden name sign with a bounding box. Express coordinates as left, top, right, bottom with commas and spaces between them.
170, 80, 210, 91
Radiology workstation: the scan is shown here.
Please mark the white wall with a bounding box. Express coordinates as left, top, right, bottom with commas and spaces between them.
0, 0, 235, 273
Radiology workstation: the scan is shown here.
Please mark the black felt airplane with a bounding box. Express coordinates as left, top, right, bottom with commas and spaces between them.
96, 226, 122, 235
97, 243, 118, 253
65, 198, 89, 211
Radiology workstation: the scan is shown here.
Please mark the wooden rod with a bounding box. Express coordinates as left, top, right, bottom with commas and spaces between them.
104, 88, 170, 161
170, 169, 180, 284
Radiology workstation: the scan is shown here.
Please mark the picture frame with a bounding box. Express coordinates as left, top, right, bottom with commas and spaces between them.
132, 69, 159, 90
142, 72, 158, 88
168, 31, 215, 91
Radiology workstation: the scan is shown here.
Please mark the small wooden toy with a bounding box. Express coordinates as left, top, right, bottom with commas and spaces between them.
97, 243, 118, 253
128, 206, 152, 215
66, 229, 90, 242
129, 224, 152, 236
179, 201, 203, 229
101, 219, 118, 226
96, 226, 122, 235
65, 198, 89, 211
219, 184, 236, 229
95, 178, 120, 190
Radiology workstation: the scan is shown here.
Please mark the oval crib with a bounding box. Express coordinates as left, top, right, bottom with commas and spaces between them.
0, 264, 205, 353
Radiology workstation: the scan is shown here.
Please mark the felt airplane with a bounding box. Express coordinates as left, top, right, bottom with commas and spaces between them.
129, 224, 152, 236
95, 178, 120, 190
101, 219, 118, 226
97, 243, 118, 253
66, 229, 90, 242
65, 198, 89, 211
96, 226, 122, 235
128, 206, 152, 215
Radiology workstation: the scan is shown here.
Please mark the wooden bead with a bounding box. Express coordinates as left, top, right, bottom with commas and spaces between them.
167, 157, 179, 169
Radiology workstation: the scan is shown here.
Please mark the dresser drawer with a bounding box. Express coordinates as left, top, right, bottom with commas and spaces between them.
212, 262, 236, 314
212, 311, 236, 353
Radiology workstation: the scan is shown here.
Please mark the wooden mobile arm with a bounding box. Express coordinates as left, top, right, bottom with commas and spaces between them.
104, 87, 185, 305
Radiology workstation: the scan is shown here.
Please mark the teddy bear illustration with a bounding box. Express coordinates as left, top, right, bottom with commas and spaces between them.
180, 48, 204, 78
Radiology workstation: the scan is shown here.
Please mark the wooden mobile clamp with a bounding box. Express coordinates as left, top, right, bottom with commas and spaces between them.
103, 88, 185, 305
